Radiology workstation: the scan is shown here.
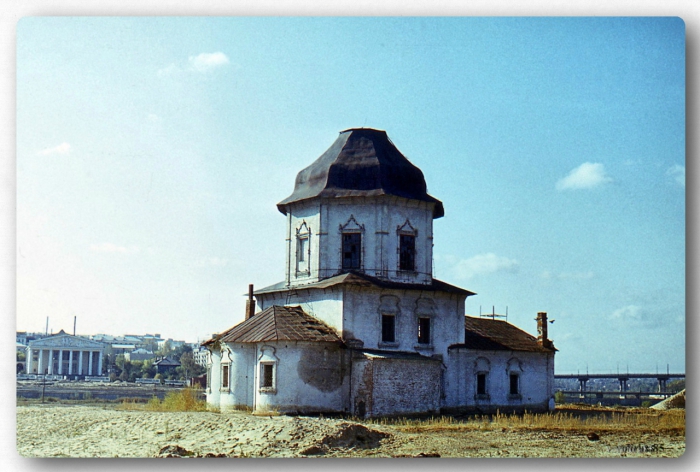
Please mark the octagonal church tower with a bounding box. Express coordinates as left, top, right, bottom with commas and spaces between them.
254, 128, 474, 352
205, 128, 554, 417
277, 127, 444, 287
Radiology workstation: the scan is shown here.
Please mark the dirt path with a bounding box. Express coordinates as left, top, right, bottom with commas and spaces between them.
15, 404, 685, 458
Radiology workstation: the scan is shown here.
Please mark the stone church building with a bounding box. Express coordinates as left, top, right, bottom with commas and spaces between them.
204, 128, 555, 417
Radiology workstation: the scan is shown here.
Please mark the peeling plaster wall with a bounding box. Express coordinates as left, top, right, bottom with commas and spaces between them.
252, 341, 350, 414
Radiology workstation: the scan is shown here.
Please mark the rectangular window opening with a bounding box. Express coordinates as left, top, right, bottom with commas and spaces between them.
510, 373, 519, 395
342, 233, 361, 270
477, 373, 487, 395
381, 314, 395, 343
298, 237, 307, 262
418, 317, 431, 344
222, 365, 229, 389
262, 363, 274, 388
399, 234, 416, 271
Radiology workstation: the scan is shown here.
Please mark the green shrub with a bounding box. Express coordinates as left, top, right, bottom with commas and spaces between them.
145, 388, 206, 412
554, 391, 565, 404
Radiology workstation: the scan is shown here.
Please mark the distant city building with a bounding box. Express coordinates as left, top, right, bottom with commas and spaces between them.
125, 348, 155, 362
153, 356, 181, 375
192, 345, 210, 367
26, 329, 107, 378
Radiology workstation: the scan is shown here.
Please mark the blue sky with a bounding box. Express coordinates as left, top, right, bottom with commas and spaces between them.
15, 17, 685, 374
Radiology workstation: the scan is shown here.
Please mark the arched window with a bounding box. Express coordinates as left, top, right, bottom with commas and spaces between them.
507, 357, 523, 399
474, 357, 491, 400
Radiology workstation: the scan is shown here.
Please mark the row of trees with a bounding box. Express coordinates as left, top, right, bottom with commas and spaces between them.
111, 343, 206, 382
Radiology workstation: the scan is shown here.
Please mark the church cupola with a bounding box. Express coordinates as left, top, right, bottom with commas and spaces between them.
278, 129, 443, 287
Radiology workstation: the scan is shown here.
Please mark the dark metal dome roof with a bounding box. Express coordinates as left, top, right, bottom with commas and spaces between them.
277, 128, 444, 218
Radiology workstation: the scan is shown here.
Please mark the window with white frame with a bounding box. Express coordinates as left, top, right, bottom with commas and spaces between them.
399, 234, 416, 271
296, 222, 311, 275
260, 362, 275, 391
397, 219, 418, 272
340, 215, 364, 272
221, 364, 230, 390
342, 232, 361, 270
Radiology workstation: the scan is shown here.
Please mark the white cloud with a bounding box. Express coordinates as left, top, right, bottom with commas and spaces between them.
611, 304, 663, 328
195, 257, 228, 267
451, 252, 519, 280
667, 164, 685, 187
37, 142, 71, 156
158, 52, 230, 77
147, 113, 161, 122
188, 52, 230, 72
157, 63, 179, 77
556, 162, 611, 190
89, 243, 140, 254
612, 304, 642, 321
545, 270, 594, 280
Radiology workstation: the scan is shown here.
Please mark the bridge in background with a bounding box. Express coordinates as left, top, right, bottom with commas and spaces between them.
554, 372, 685, 400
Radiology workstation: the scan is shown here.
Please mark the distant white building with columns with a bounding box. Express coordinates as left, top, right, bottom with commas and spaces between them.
26, 329, 107, 378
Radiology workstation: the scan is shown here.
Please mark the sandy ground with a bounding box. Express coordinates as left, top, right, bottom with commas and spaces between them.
16, 404, 685, 458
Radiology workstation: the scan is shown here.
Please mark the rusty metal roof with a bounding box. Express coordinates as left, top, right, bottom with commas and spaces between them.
207, 306, 342, 345
449, 316, 556, 353
254, 271, 475, 297
277, 128, 444, 219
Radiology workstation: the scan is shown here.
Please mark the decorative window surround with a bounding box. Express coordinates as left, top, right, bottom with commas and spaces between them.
258, 346, 278, 394
397, 219, 418, 272
295, 221, 311, 276
340, 215, 364, 272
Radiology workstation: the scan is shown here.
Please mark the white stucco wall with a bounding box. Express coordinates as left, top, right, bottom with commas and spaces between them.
206, 348, 221, 407
444, 348, 555, 412
342, 286, 465, 357
283, 197, 436, 287
255, 289, 344, 333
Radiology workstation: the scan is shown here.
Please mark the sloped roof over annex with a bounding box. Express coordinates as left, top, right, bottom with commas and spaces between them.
203, 306, 342, 346
254, 271, 475, 297
449, 316, 556, 353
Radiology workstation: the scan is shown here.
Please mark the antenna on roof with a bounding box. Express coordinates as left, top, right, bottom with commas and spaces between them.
479, 306, 507, 321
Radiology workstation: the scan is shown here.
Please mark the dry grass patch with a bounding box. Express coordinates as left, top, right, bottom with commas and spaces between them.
377, 408, 685, 435
118, 388, 207, 412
